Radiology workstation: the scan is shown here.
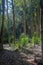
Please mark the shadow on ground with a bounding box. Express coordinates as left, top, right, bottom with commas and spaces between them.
0, 49, 33, 65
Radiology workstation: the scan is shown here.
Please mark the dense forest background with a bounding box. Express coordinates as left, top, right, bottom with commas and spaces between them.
0, 0, 41, 49
0, 0, 43, 65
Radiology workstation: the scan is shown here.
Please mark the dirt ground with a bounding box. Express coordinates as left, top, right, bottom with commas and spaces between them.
0, 49, 37, 65
0, 44, 42, 65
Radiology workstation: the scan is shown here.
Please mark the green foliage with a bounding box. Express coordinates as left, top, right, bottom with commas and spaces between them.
18, 33, 30, 48
0, 0, 2, 4
32, 32, 41, 45
34, 12, 37, 17
10, 33, 30, 50
14, 0, 29, 7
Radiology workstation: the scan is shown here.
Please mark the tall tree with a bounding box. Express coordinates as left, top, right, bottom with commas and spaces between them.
30, 0, 34, 37
40, 0, 43, 61
12, 0, 16, 44
0, 1, 2, 31
36, 2, 40, 37
0, 0, 5, 50
23, 0, 27, 35
6, 0, 10, 45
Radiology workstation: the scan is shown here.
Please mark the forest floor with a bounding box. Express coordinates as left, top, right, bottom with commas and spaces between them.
0, 44, 42, 65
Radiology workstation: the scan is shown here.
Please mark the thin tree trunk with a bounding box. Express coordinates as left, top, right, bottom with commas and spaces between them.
41, 7, 43, 61
31, 14, 34, 36
36, 8, 40, 37
6, 0, 10, 45
12, 0, 16, 44
30, 0, 34, 37
40, 0, 43, 61
0, 0, 5, 50
23, 0, 27, 35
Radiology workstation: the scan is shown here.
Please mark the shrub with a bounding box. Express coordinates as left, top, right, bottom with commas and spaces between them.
32, 32, 41, 45
18, 33, 30, 48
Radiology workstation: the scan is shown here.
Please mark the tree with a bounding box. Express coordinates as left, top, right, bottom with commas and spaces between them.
35, 1, 40, 37
36, 9, 40, 36
6, 0, 10, 45
0, 1, 2, 31
12, 0, 16, 44
40, 0, 43, 61
23, 0, 27, 35
14, 0, 29, 36
0, 0, 5, 50
30, 0, 34, 37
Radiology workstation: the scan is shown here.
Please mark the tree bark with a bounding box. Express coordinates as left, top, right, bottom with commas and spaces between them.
36, 8, 40, 36
41, 9, 43, 60
40, 0, 43, 61
0, 0, 5, 50
23, 0, 27, 35
12, 0, 16, 44
30, 0, 34, 37
6, 0, 10, 45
